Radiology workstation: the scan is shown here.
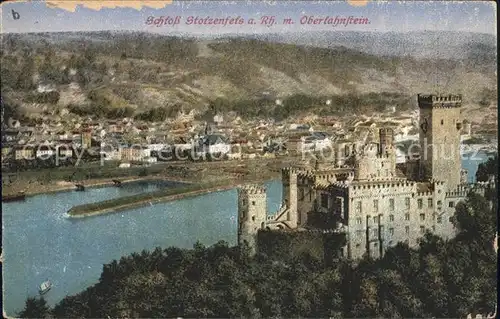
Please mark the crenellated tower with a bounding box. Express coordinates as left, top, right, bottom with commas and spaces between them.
237, 185, 267, 256
418, 94, 463, 187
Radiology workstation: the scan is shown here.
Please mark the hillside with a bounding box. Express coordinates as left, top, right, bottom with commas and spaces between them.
1, 31, 497, 122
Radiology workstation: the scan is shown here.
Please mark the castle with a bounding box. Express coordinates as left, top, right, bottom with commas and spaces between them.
238, 94, 496, 259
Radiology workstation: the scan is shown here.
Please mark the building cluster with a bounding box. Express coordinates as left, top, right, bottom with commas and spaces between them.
238, 94, 496, 259
3, 100, 449, 169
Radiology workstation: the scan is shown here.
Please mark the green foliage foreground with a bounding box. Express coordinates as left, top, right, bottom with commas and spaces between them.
20, 191, 497, 318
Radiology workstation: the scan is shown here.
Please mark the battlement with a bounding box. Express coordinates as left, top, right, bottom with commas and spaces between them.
331, 181, 350, 188
302, 228, 347, 234
351, 180, 415, 191
430, 179, 446, 186
315, 181, 331, 190
282, 166, 301, 178
418, 94, 462, 108
297, 170, 315, 178
416, 191, 434, 197
239, 184, 266, 195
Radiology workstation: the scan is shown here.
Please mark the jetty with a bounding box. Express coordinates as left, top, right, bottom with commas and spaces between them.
66, 176, 272, 219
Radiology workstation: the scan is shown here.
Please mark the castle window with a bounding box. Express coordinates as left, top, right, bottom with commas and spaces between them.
356, 218, 362, 225
420, 213, 425, 221
437, 200, 442, 210
321, 194, 329, 208
252, 201, 256, 206
389, 228, 394, 236
389, 214, 394, 222
252, 216, 255, 221
356, 201, 362, 214
242, 199, 247, 206
420, 226, 425, 234
405, 226, 409, 234
418, 199, 423, 209
428, 198, 433, 208
441, 119, 444, 125
373, 199, 379, 213
432, 226, 436, 232
389, 198, 394, 211
437, 216, 442, 223
405, 197, 410, 210
373, 216, 378, 223
372, 228, 378, 237
448, 201, 455, 208
449, 216, 453, 222
405, 213, 410, 221
374, 242, 378, 248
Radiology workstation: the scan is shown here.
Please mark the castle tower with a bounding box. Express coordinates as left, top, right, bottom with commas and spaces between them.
379, 127, 394, 156
237, 184, 267, 256
418, 94, 462, 187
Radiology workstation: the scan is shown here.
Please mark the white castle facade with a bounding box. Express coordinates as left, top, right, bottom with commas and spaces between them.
238, 94, 496, 259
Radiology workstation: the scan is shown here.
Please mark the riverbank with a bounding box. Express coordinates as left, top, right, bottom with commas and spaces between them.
2, 156, 290, 198
1, 175, 192, 198
66, 177, 272, 218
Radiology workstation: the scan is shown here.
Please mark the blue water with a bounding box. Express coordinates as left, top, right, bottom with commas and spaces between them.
1, 152, 492, 316
461, 151, 495, 183
2, 179, 282, 316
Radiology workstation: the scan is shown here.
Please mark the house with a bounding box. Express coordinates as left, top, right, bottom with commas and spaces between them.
14, 145, 35, 160
120, 146, 150, 162
195, 134, 231, 157
56, 144, 74, 158
2, 144, 14, 159
35, 144, 55, 158
37, 82, 57, 93
300, 132, 332, 152
57, 131, 70, 140
3, 129, 20, 142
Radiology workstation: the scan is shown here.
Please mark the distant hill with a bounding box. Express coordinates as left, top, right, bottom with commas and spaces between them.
1, 31, 496, 121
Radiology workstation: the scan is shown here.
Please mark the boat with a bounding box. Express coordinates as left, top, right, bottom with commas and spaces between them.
75, 184, 85, 191
2, 191, 26, 203
39, 280, 52, 295
112, 179, 122, 187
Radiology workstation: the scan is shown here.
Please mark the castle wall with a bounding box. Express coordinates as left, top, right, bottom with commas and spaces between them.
327, 179, 463, 260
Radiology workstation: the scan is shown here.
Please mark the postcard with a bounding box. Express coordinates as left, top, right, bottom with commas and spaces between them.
1, 0, 498, 318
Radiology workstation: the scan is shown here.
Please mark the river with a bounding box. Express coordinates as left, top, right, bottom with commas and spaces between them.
1, 153, 493, 316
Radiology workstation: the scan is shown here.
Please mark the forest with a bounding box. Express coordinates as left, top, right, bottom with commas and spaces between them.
18, 158, 498, 318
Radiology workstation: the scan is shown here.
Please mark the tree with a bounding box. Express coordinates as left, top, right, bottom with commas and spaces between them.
18, 297, 51, 318
476, 155, 498, 182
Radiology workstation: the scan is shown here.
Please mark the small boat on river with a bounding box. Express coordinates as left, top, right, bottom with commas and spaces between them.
75, 184, 85, 191
112, 179, 122, 187
39, 280, 52, 295
2, 191, 26, 203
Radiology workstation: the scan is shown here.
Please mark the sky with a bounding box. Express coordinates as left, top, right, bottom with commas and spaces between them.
0, 0, 497, 35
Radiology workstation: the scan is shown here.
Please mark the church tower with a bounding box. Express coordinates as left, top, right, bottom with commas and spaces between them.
418, 94, 463, 187
237, 185, 267, 256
